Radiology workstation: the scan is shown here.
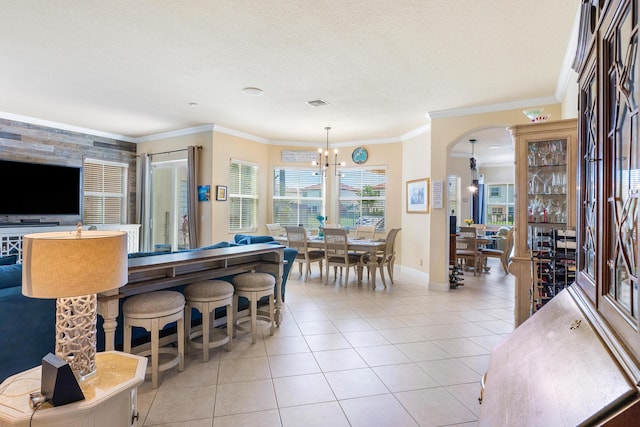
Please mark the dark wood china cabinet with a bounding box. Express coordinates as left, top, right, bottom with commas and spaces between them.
479, 1, 640, 425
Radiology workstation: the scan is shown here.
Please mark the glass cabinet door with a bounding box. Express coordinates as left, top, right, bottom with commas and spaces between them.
527, 139, 568, 224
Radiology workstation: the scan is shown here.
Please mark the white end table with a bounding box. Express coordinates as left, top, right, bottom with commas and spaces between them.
0, 351, 147, 427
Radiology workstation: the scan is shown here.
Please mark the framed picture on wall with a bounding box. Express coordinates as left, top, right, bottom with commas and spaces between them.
406, 178, 429, 213
216, 185, 227, 201
197, 185, 210, 201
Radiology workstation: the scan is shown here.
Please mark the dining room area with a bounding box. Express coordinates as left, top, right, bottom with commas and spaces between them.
132, 237, 515, 426
270, 224, 401, 291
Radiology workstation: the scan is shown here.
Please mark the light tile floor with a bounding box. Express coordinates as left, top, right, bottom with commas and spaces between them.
137, 259, 515, 427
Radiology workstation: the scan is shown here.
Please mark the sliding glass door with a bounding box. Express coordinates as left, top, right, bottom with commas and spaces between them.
150, 159, 189, 252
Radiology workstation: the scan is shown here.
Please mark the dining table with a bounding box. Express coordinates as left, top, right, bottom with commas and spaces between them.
274, 235, 387, 288
455, 234, 500, 272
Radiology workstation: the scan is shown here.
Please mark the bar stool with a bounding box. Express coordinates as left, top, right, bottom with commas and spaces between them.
232, 272, 275, 344
184, 280, 234, 362
123, 290, 185, 388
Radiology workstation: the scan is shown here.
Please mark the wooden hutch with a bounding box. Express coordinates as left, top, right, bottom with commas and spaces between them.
480, 1, 640, 425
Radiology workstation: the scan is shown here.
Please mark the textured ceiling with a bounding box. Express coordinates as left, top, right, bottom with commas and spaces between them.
0, 0, 579, 148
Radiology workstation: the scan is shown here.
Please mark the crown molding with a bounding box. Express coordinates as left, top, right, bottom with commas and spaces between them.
427, 96, 559, 120
135, 124, 215, 143
0, 111, 137, 142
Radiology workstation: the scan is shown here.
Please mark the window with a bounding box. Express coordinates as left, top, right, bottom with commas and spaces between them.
273, 167, 323, 228
485, 183, 514, 226
339, 168, 386, 231
229, 160, 258, 231
83, 158, 127, 224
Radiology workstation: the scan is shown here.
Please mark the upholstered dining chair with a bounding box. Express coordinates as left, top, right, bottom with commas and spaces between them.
322, 227, 361, 284
456, 226, 481, 276
480, 227, 514, 274
284, 225, 324, 282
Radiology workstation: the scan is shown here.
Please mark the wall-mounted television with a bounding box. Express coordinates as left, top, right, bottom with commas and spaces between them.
0, 159, 82, 218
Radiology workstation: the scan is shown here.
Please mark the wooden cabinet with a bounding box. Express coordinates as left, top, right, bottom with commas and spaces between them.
480, 1, 640, 425
508, 118, 577, 325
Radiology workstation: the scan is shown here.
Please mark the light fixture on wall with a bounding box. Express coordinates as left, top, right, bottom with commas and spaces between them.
467, 138, 478, 193
22, 225, 128, 380
312, 126, 346, 176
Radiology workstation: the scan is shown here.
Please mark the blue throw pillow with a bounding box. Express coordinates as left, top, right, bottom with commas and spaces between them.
0, 264, 22, 290
234, 235, 252, 245
0, 255, 17, 265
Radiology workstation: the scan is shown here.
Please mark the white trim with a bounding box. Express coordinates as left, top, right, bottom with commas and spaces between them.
427, 96, 559, 120
230, 158, 259, 168
555, 5, 582, 101
215, 125, 269, 144
135, 124, 215, 143
401, 123, 431, 141
0, 111, 136, 142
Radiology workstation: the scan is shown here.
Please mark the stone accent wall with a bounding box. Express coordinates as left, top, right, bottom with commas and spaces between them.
0, 118, 137, 224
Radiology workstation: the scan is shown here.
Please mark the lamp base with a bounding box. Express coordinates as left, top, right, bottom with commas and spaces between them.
55, 294, 98, 380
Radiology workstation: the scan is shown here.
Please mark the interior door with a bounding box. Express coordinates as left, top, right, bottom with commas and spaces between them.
150, 160, 189, 252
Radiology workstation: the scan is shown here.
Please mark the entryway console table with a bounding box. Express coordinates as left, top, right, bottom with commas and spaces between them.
0, 224, 140, 260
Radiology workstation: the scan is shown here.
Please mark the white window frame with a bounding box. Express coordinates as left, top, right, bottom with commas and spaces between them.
229, 159, 259, 232
338, 166, 387, 231
272, 166, 324, 228
83, 158, 128, 224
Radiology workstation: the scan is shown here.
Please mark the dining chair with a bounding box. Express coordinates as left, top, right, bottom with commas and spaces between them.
266, 223, 285, 237
355, 225, 376, 239
284, 226, 324, 282
472, 223, 487, 237
480, 227, 514, 274
362, 228, 401, 288
456, 226, 481, 276
322, 227, 361, 284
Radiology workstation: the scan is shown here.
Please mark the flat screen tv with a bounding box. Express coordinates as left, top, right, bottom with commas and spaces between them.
0, 159, 82, 217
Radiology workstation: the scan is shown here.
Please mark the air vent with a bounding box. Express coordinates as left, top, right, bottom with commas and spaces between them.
305, 99, 329, 107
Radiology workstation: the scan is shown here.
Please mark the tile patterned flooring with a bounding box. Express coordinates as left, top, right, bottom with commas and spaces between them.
137, 259, 515, 426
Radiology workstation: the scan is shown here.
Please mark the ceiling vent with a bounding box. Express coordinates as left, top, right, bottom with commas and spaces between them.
305, 99, 329, 107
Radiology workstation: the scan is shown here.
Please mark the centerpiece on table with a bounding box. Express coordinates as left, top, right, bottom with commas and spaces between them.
464, 218, 474, 226
317, 215, 328, 237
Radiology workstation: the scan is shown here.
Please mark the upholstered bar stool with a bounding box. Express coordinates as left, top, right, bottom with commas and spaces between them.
184, 280, 234, 362
232, 272, 275, 344
123, 290, 185, 389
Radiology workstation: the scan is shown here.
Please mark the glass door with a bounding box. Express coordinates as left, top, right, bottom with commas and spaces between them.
150, 159, 189, 252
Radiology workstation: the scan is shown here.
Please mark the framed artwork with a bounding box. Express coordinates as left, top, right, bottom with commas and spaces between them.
197, 185, 210, 201
406, 178, 429, 213
216, 185, 227, 201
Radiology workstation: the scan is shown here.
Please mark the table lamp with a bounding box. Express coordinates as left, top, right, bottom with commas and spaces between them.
22, 225, 128, 380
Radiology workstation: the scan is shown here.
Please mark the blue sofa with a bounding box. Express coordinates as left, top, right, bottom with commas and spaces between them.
0, 235, 297, 382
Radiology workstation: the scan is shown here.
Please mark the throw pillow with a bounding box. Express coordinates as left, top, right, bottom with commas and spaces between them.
0, 264, 22, 290
0, 255, 17, 265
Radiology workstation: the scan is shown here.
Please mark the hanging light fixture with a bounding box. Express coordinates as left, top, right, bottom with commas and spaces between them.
312, 126, 345, 176
467, 138, 478, 193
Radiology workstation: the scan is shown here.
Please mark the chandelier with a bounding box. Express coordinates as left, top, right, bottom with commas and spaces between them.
468, 138, 478, 193
313, 126, 345, 176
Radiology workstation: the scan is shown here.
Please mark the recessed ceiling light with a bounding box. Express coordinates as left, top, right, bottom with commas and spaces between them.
488, 145, 501, 149
242, 87, 263, 96
189, 102, 199, 107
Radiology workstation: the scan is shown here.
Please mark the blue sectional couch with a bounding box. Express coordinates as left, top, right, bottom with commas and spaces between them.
0, 235, 297, 382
